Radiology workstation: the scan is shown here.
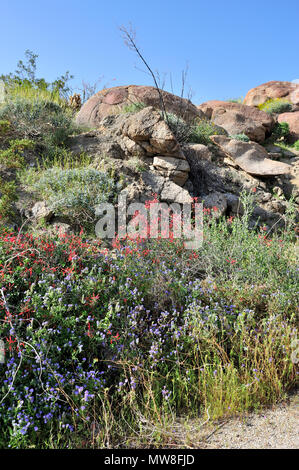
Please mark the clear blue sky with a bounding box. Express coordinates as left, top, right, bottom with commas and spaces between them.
1, 0, 298, 103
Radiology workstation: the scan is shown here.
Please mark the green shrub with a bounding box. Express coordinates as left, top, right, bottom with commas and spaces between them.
270, 121, 290, 142
4, 82, 65, 106
126, 156, 147, 173
258, 98, 292, 114
0, 178, 18, 219
229, 133, 250, 142
121, 101, 146, 113
30, 167, 121, 223
0, 49, 73, 102
0, 97, 76, 148
227, 97, 243, 103
0, 138, 35, 169
0, 120, 11, 135
293, 140, 299, 151
189, 119, 227, 145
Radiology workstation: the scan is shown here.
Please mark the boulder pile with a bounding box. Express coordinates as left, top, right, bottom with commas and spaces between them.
21, 81, 299, 232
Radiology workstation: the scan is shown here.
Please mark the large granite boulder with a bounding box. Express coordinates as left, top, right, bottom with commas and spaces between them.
76, 85, 204, 127
243, 81, 299, 107
197, 100, 274, 142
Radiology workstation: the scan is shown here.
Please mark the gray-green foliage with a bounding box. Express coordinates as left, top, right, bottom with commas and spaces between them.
227, 97, 243, 103
32, 167, 121, 221
189, 119, 227, 145
0, 97, 75, 147
259, 98, 292, 115
165, 112, 193, 144
121, 101, 147, 113
229, 133, 250, 142
163, 113, 227, 145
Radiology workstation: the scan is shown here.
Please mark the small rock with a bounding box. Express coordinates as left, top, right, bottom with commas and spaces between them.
31, 201, 53, 221
153, 156, 190, 186
202, 192, 227, 216
160, 181, 193, 204
273, 186, 284, 197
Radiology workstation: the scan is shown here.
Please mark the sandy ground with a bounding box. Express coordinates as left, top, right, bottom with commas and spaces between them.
201, 392, 299, 449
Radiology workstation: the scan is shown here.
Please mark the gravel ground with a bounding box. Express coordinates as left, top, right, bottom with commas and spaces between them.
127, 392, 298, 449
202, 392, 299, 449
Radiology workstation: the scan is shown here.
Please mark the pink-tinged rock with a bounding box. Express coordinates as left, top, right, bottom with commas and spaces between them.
278, 111, 299, 143
210, 136, 291, 176
243, 81, 299, 107
102, 88, 128, 105
76, 85, 203, 127
197, 100, 274, 142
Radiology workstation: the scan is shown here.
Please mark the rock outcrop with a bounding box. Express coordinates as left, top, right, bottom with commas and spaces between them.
71, 106, 190, 187
243, 81, 299, 107
71, 101, 299, 230
197, 100, 274, 142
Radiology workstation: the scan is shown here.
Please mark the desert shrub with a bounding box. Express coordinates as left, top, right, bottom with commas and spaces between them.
0, 139, 35, 169
229, 133, 250, 142
293, 140, 299, 151
227, 97, 243, 103
121, 101, 146, 113
258, 98, 292, 114
0, 97, 76, 148
0, 120, 11, 136
4, 82, 64, 107
270, 121, 290, 142
189, 119, 227, 145
0, 179, 18, 219
30, 167, 121, 223
0, 191, 297, 447
126, 156, 147, 173
164, 112, 193, 144
162, 114, 227, 145
1, 49, 73, 102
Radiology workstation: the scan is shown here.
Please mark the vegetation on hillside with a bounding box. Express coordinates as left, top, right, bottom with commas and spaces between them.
0, 51, 298, 449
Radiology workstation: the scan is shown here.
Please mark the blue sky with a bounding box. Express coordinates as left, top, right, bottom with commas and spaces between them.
1, 0, 298, 103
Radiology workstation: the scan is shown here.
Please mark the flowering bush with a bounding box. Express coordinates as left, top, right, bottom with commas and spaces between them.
0, 193, 297, 448
258, 98, 292, 114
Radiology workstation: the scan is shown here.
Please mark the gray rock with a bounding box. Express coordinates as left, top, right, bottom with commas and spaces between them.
141, 171, 165, 194
160, 181, 193, 204
153, 156, 190, 186
211, 136, 291, 176
202, 192, 227, 216
31, 201, 53, 221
